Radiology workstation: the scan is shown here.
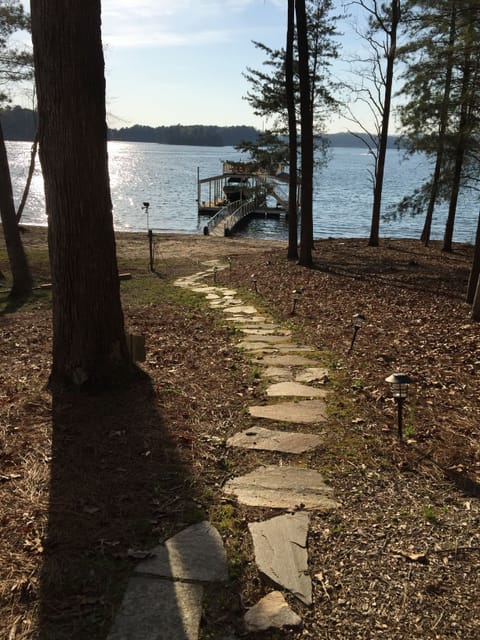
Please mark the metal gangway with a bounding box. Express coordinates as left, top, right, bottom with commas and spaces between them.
203, 196, 259, 237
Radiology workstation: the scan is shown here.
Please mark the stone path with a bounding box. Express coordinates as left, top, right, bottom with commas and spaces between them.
108, 261, 339, 638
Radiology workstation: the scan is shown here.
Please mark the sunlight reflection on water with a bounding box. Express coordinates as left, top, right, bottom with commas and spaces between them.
6, 141, 479, 243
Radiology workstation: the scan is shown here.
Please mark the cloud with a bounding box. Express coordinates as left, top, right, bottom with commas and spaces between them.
101, 0, 272, 49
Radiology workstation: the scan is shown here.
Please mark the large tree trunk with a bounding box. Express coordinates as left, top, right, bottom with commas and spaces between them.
420, 4, 456, 246
368, 0, 400, 248
286, 0, 298, 261
443, 46, 472, 253
16, 131, 39, 223
296, 0, 314, 268
466, 212, 480, 304
472, 270, 480, 322
30, 0, 131, 390
0, 119, 32, 297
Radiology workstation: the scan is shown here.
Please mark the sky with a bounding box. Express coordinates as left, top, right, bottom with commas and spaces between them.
17, 1, 378, 133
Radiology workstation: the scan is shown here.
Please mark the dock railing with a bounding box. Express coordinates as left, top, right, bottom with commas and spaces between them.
205, 195, 260, 236
223, 197, 259, 235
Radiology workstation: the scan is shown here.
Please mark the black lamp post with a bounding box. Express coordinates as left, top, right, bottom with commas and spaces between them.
142, 202, 154, 272
385, 373, 413, 441
348, 313, 365, 354
251, 273, 258, 293
213, 266, 218, 283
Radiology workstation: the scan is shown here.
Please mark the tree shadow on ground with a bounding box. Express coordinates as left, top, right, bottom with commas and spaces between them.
39, 375, 202, 639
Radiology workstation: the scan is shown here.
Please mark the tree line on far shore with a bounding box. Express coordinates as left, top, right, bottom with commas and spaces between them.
0, 105, 399, 148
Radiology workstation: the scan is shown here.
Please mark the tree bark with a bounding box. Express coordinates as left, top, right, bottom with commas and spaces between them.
0, 119, 32, 296
420, 4, 456, 246
368, 0, 400, 248
467, 211, 480, 304
443, 44, 472, 253
16, 131, 38, 223
472, 269, 480, 322
296, 0, 314, 267
30, 0, 131, 390
286, 0, 298, 261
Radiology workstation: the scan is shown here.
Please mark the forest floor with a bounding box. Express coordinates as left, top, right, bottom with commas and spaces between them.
0, 226, 479, 639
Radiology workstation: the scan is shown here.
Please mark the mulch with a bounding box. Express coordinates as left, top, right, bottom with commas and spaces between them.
0, 231, 479, 639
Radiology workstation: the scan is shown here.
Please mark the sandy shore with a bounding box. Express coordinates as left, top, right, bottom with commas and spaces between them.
18, 224, 286, 263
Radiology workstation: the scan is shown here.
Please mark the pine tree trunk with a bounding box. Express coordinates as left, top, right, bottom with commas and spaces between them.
443, 46, 471, 253
368, 0, 400, 248
0, 120, 32, 297
420, 4, 456, 246
286, 0, 298, 261
31, 0, 131, 390
296, 0, 313, 268
16, 131, 38, 223
466, 212, 480, 304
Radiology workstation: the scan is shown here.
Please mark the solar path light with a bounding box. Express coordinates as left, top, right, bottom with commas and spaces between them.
348, 313, 365, 354
291, 289, 302, 315
385, 373, 413, 441
251, 274, 258, 293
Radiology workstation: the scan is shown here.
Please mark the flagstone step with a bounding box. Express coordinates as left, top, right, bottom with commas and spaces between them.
107, 577, 203, 640
249, 399, 328, 424
244, 591, 302, 633
249, 512, 312, 604
224, 465, 339, 510
227, 426, 323, 453
265, 381, 328, 398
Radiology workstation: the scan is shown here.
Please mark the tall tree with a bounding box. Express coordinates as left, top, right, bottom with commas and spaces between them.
296, 0, 314, 266
344, 1, 401, 247
30, 0, 131, 390
0, 119, 32, 295
0, 0, 33, 296
442, 3, 480, 252
397, 1, 480, 250
286, 0, 298, 260
241, 0, 339, 263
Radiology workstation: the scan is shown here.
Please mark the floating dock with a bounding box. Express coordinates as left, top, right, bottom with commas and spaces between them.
197, 161, 290, 236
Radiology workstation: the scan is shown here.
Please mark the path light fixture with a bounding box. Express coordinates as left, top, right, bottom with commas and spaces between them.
227, 257, 232, 272
385, 373, 413, 441
251, 273, 258, 293
142, 201, 150, 230
348, 313, 365, 354
291, 289, 302, 315
213, 266, 218, 283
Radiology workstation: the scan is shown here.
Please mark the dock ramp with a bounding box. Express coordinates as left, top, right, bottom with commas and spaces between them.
204, 197, 259, 237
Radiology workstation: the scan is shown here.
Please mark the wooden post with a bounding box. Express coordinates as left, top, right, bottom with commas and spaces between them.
148, 229, 154, 272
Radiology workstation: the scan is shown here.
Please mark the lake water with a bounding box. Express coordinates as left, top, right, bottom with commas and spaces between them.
6, 140, 479, 243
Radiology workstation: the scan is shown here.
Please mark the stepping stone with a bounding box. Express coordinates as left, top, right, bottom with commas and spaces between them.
249, 399, 327, 424
241, 328, 291, 336
223, 305, 258, 315
215, 288, 237, 296
224, 316, 269, 324
107, 577, 203, 640
244, 591, 302, 632
262, 367, 294, 381
295, 367, 329, 384
273, 345, 313, 353
136, 521, 228, 582
191, 286, 218, 293
210, 299, 241, 308
236, 341, 289, 352
224, 465, 338, 510
227, 426, 322, 453
238, 334, 294, 344
266, 381, 328, 398
253, 355, 319, 367
249, 513, 311, 605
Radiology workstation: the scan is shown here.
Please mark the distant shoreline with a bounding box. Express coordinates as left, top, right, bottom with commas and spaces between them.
2, 106, 400, 148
